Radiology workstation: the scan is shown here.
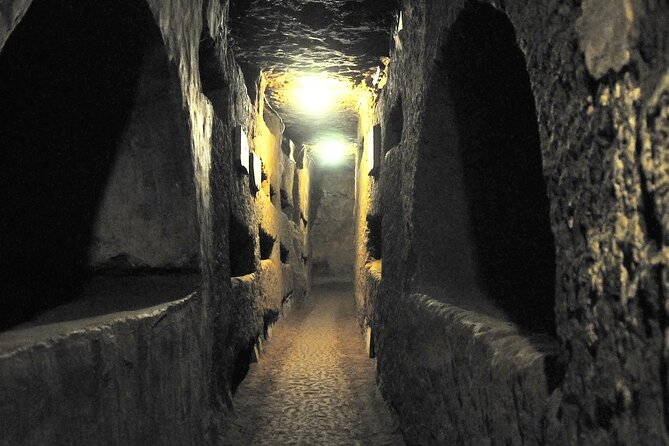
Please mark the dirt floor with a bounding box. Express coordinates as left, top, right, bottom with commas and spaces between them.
220, 283, 405, 446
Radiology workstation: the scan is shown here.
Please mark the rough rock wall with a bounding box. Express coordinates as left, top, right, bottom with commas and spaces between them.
354, 94, 382, 332
357, 0, 669, 444
0, 0, 31, 50
221, 66, 313, 373
89, 37, 200, 270
0, 0, 313, 444
0, 295, 206, 446
311, 165, 356, 283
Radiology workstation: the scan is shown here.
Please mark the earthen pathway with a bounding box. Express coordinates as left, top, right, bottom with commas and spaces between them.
220, 284, 405, 446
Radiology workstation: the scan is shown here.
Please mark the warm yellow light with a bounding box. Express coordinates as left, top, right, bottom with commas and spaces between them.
316, 138, 349, 166
290, 75, 351, 113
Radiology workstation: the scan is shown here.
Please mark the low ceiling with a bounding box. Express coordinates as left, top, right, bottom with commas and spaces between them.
229, 0, 396, 146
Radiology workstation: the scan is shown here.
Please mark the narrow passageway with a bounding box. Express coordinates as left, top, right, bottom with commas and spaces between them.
221, 284, 404, 446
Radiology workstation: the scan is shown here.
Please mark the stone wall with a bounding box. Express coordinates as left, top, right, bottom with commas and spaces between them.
88, 39, 199, 270
0, 0, 313, 444
354, 92, 383, 335
355, 0, 669, 444
311, 165, 356, 283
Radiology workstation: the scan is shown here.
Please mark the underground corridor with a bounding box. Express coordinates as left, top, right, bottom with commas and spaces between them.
1, 1, 669, 445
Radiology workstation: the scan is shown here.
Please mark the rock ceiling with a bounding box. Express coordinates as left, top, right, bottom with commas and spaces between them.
229, 0, 395, 145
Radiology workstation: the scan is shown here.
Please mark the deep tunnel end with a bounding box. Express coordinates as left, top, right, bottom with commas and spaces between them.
0, 0, 160, 330
443, 2, 556, 334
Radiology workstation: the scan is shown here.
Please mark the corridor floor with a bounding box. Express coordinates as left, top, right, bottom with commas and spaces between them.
220, 283, 405, 446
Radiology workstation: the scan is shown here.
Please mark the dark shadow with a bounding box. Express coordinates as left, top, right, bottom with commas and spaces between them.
366, 214, 383, 260
0, 0, 159, 330
280, 243, 289, 264
229, 216, 255, 277
230, 338, 255, 393
383, 96, 403, 153
443, 1, 556, 334
199, 23, 230, 118
259, 227, 275, 260
280, 188, 291, 211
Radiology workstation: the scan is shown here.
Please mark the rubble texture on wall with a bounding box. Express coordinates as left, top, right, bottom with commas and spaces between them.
355, 0, 669, 444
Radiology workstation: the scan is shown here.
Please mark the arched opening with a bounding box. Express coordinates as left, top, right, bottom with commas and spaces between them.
412, 1, 555, 334
0, 0, 200, 330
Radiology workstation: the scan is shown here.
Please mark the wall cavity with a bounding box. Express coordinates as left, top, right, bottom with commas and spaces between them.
0, 0, 200, 330
412, 1, 556, 334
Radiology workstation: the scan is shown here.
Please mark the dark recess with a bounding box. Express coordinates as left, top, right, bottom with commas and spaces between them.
366, 214, 383, 260
544, 354, 567, 393
229, 216, 255, 276
230, 339, 255, 393
199, 24, 230, 117
259, 227, 275, 260
280, 188, 291, 211
0, 0, 157, 330
263, 309, 279, 338
280, 243, 289, 264
281, 136, 293, 157
383, 96, 403, 153
443, 1, 556, 334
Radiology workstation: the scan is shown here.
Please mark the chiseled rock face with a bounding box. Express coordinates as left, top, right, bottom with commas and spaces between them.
576, 0, 635, 79
361, 0, 669, 444
229, 0, 393, 82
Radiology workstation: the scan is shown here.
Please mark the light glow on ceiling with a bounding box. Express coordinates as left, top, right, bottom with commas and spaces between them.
289, 75, 352, 113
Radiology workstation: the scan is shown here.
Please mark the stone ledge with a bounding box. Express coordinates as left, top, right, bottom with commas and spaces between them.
0, 291, 198, 357
0, 293, 208, 445
379, 292, 558, 445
